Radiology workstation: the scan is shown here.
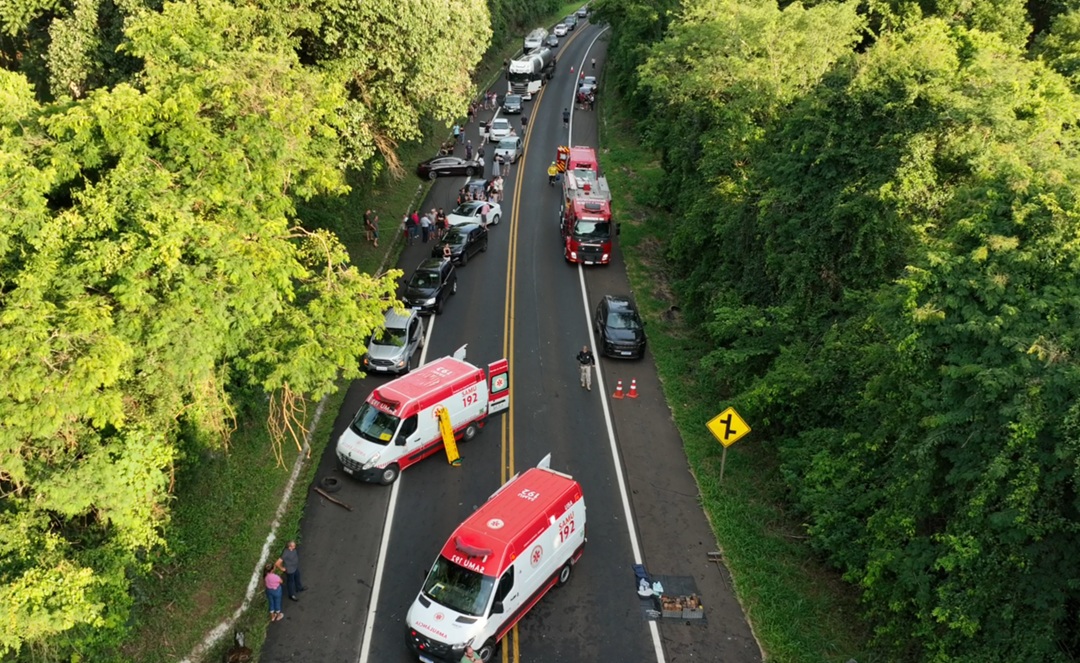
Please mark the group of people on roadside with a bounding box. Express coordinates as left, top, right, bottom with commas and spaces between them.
263, 540, 306, 623
457, 177, 503, 206
401, 208, 449, 246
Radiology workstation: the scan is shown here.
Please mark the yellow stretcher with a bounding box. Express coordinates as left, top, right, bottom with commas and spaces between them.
435, 407, 461, 467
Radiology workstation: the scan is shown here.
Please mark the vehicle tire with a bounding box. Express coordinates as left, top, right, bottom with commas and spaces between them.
451, 280, 458, 295
378, 464, 400, 485
435, 297, 444, 315
492, 214, 501, 225
465, 167, 475, 176
556, 561, 573, 586
476, 639, 498, 663
460, 251, 468, 266
319, 476, 342, 493
480, 239, 488, 252
403, 356, 412, 374
462, 423, 479, 442
428, 171, 438, 180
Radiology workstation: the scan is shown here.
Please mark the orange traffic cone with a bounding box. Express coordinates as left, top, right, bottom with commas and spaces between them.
613, 380, 624, 399
628, 379, 639, 398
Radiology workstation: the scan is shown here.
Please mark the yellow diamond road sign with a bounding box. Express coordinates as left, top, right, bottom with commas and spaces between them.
707, 407, 751, 448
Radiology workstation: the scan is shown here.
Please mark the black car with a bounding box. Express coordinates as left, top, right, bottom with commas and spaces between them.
402, 258, 457, 315
431, 223, 488, 266
416, 156, 480, 180
594, 295, 647, 358
502, 94, 523, 114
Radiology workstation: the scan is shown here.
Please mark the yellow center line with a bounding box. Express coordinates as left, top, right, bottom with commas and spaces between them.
497, 77, 549, 663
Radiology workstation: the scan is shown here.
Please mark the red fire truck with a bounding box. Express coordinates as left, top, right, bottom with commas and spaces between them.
559, 147, 615, 265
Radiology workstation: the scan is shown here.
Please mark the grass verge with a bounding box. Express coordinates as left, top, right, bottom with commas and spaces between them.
598, 96, 874, 661
122, 384, 350, 663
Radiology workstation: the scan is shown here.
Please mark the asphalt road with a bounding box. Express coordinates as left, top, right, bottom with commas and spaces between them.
261, 19, 762, 663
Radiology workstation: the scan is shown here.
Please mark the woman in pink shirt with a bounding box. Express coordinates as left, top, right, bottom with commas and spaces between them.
264, 562, 284, 622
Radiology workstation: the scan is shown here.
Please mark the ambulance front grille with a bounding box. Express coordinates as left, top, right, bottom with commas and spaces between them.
338, 453, 364, 473
410, 632, 452, 658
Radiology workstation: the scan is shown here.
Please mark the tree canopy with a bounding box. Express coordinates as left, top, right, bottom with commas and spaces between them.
599, 0, 1080, 657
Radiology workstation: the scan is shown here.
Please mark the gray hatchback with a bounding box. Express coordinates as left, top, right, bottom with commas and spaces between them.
363, 308, 425, 374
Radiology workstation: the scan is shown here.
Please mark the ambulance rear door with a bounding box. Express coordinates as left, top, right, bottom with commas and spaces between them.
487, 359, 509, 414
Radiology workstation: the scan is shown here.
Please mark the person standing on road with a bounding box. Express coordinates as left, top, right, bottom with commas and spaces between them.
480, 200, 490, 229
401, 213, 412, 246
520, 115, 528, 132
264, 562, 284, 621
465, 140, 473, 161
276, 540, 307, 602
493, 154, 502, 178
453, 123, 461, 144
563, 107, 570, 129
591, 57, 596, 70
420, 212, 432, 243
577, 346, 595, 391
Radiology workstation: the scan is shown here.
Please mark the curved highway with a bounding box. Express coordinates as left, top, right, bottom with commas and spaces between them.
261, 17, 761, 663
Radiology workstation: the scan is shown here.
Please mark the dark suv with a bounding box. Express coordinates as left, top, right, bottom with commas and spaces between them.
431, 223, 488, 266
402, 258, 457, 315
594, 295, 647, 358
502, 94, 523, 114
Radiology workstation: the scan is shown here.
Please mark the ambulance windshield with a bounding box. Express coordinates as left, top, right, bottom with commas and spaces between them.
422, 556, 495, 617
349, 402, 400, 446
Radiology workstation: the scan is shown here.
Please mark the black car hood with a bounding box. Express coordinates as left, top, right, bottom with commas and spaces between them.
404, 284, 438, 300
606, 326, 644, 344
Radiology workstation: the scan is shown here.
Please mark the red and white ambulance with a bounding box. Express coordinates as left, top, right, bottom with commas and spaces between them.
335, 349, 509, 484
405, 456, 587, 663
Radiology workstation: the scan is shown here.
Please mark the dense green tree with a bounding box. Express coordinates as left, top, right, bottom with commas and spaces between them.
611, 0, 1080, 657
0, 0, 397, 656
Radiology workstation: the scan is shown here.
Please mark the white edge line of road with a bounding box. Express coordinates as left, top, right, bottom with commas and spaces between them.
180, 395, 329, 663
356, 315, 436, 663
574, 25, 667, 663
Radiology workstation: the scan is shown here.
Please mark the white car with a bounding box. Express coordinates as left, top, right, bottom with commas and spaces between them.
553, 23, 568, 37
447, 200, 503, 227
494, 136, 523, 164
488, 118, 512, 141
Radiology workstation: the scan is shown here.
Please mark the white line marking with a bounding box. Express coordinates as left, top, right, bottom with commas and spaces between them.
575, 26, 667, 663
356, 473, 403, 663
356, 316, 435, 663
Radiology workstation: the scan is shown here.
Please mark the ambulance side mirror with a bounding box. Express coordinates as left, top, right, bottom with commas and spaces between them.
491, 601, 505, 615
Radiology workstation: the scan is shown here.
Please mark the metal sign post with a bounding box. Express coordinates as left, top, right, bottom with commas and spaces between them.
706, 407, 751, 484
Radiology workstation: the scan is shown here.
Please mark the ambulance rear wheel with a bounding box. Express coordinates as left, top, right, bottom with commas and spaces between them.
556, 561, 573, 586
378, 464, 400, 485
476, 639, 498, 663
462, 423, 479, 442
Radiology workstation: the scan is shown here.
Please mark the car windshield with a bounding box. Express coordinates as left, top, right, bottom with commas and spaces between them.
606, 307, 642, 330
444, 229, 468, 246
498, 138, 518, 151
451, 204, 478, 216
493, 120, 509, 130
349, 402, 400, 445
371, 325, 406, 347
573, 220, 611, 239
409, 269, 441, 289
505, 95, 521, 105
422, 556, 495, 617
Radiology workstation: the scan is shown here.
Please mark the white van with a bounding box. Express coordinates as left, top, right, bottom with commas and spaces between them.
405, 456, 587, 662
335, 351, 509, 484
523, 27, 548, 53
